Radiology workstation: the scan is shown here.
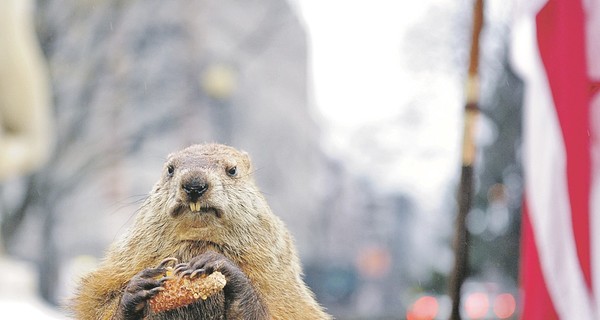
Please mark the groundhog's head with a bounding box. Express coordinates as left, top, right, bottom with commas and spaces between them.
150, 143, 267, 240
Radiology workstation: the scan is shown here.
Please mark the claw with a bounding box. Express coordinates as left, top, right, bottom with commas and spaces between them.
148, 286, 165, 296
177, 269, 194, 279
157, 257, 178, 269
174, 264, 188, 275
159, 276, 174, 284
190, 269, 206, 279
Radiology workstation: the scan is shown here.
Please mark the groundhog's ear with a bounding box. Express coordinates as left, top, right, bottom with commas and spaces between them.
240, 150, 252, 171
166, 151, 177, 162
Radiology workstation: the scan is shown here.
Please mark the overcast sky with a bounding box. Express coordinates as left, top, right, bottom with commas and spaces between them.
294, 0, 512, 210
294, 1, 462, 209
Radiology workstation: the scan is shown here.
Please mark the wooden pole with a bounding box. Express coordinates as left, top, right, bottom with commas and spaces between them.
448, 1, 484, 319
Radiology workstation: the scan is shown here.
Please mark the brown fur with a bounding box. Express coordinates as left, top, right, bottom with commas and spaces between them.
71, 143, 331, 320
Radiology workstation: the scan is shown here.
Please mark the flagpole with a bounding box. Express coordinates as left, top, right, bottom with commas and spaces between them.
448, 0, 483, 319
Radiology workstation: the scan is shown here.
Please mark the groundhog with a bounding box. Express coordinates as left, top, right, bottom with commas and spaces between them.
71, 143, 332, 320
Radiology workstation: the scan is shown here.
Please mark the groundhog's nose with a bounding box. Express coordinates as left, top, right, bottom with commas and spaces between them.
182, 181, 209, 202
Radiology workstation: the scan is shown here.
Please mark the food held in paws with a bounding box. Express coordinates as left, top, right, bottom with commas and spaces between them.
149, 270, 226, 313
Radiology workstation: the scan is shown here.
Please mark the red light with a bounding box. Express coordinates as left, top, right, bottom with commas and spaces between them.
493, 293, 516, 319
355, 244, 392, 279
464, 292, 489, 319
407, 296, 438, 320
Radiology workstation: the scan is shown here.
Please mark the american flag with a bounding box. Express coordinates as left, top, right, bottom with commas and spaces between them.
511, 0, 600, 318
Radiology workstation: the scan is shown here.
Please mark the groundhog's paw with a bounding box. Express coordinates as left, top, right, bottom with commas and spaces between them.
173, 252, 268, 318
118, 258, 177, 319
174, 251, 245, 288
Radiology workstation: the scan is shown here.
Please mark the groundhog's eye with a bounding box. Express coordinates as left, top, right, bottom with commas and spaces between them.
167, 165, 175, 176
226, 166, 238, 177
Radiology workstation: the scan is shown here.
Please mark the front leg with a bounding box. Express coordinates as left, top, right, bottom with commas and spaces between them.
113, 258, 177, 320
174, 251, 269, 319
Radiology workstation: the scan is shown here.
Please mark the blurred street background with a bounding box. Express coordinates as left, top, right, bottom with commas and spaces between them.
0, 0, 521, 319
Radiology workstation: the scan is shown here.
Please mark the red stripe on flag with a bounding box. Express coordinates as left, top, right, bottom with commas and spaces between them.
520, 203, 559, 320
536, 0, 593, 291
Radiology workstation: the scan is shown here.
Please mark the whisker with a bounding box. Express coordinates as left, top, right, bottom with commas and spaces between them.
107, 194, 148, 217
112, 205, 143, 241
259, 190, 273, 197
